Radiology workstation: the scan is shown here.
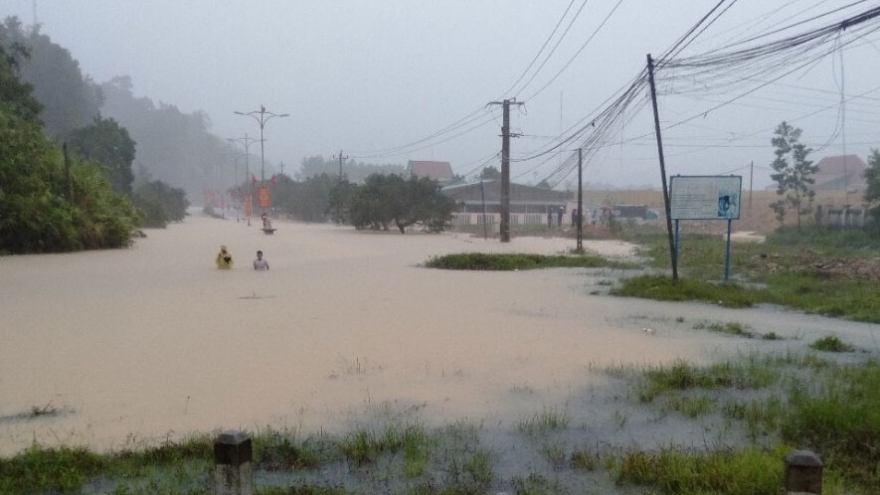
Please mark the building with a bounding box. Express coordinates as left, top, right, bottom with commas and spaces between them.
442, 180, 573, 227
812, 154, 868, 193
407, 160, 454, 182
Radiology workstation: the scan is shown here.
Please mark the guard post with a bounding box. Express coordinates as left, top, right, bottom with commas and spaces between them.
213, 430, 253, 495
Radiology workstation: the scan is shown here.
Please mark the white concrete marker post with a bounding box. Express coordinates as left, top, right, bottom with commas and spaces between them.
213, 430, 254, 495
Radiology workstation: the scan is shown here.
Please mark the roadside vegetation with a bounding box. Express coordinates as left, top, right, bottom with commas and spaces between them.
3, 351, 877, 495
423, 252, 635, 271
612, 228, 880, 322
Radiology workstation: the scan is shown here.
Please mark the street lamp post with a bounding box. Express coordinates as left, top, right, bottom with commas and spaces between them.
226, 134, 261, 187
227, 134, 261, 225
234, 105, 289, 184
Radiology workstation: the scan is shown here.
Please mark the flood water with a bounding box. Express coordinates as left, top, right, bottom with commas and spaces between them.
1, 213, 877, 455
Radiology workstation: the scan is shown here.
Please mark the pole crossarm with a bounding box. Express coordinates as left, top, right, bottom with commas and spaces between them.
234, 104, 289, 184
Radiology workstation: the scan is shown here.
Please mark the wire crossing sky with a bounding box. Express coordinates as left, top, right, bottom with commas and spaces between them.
1, 0, 877, 190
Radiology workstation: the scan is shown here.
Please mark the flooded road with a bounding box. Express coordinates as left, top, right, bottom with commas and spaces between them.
1, 213, 877, 455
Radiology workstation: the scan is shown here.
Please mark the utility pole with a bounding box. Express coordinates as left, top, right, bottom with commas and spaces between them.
647, 54, 678, 281
279, 161, 285, 177
577, 148, 583, 253
334, 149, 348, 182
749, 161, 754, 211
489, 98, 524, 243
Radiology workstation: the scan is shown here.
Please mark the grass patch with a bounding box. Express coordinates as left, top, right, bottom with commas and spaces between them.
692, 320, 755, 338
809, 335, 855, 352
608, 444, 788, 495
623, 230, 880, 322
423, 252, 634, 271
632, 358, 778, 403
611, 275, 759, 308
515, 407, 570, 437
0, 446, 105, 494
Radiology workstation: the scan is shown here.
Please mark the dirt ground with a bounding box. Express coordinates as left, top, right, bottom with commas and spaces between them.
0, 211, 877, 458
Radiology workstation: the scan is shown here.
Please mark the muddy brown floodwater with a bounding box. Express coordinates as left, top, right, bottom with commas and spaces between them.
1, 212, 878, 456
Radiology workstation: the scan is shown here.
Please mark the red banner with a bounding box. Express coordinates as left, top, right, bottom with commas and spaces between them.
257, 186, 270, 209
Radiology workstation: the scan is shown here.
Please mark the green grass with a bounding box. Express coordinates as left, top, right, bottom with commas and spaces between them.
619, 229, 880, 322
808, 335, 855, 352
611, 275, 760, 308
608, 444, 788, 495
4, 355, 879, 494
692, 320, 755, 338
515, 407, 570, 437
423, 252, 635, 271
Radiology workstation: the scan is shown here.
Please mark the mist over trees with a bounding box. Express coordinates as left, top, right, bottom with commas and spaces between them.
1, 16, 234, 200
0, 40, 139, 253
0, 18, 103, 140
297, 155, 405, 182
100, 76, 233, 197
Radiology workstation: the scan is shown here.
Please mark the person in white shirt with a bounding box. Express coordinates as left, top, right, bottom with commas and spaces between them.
253, 250, 269, 270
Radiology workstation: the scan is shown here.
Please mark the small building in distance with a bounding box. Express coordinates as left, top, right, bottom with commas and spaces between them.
442, 180, 572, 227
407, 160, 454, 183
812, 154, 868, 193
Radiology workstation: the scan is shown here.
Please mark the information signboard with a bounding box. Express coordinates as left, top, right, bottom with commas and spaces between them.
670, 175, 742, 220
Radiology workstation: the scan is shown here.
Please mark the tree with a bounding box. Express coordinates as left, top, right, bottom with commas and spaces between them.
863, 149, 880, 228
346, 173, 455, 233
68, 116, 136, 194
132, 180, 189, 228
0, 35, 138, 253
769, 121, 817, 229
480, 166, 501, 181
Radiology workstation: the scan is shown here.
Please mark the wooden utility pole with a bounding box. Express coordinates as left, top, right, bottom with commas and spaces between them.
63, 142, 73, 203
647, 54, 678, 281
334, 149, 348, 182
489, 98, 523, 243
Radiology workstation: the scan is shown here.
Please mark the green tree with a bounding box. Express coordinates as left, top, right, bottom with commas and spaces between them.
347, 173, 455, 233
68, 116, 136, 194
863, 149, 880, 228
769, 121, 817, 229
132, 180, 189, 228
0, 36, 138, 253
480, 166, 501, 181
273, 173, 337, 222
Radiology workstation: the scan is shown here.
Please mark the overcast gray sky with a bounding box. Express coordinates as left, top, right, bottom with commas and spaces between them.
2, 1, 878, 189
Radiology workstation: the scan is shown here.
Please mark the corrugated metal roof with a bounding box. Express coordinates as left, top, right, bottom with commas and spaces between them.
407, 160, 454, 180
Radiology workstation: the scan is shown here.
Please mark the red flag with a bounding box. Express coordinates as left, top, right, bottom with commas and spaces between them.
251, 174, 258, 184
270, 174, 277, 186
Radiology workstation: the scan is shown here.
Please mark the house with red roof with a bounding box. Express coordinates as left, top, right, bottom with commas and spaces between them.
812, 154, 868, 193
407, 160, 454, 182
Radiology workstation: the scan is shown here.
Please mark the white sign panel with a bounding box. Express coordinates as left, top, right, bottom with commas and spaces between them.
670, 176, 742, 220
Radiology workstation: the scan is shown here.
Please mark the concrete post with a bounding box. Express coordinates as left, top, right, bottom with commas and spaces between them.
784, 449, 822, 494
213, 430, 254, 495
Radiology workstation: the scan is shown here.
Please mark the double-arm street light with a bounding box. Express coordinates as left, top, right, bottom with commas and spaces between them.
234, 105, 289, 184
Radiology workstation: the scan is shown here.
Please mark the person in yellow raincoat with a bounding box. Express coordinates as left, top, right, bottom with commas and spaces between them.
216, 245, 234, 269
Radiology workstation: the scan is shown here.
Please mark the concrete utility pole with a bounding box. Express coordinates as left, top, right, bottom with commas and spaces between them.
577, 148, 583, 253
489, 98, 524, 243
647, 53, 678, 281
334, 150, 348, 182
